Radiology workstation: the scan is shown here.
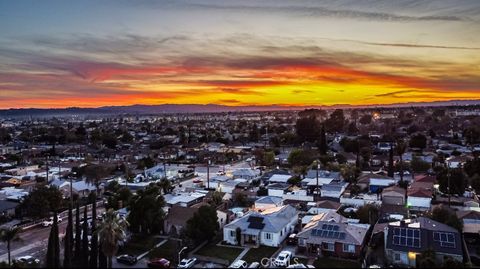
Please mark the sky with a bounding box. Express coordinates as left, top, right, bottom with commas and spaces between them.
0, 0, 480, 109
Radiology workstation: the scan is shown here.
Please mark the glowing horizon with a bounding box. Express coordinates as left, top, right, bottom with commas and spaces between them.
1, 1, 479, 109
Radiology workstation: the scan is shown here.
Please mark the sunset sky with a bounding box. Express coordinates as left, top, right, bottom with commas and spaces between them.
1, 0, 479, 109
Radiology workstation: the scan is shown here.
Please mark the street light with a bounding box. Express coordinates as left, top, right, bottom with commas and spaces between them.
178, 246, 188, 264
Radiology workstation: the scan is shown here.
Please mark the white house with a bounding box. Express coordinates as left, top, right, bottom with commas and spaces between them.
223, 205, 298, 247
268, 174, 292, 184
321, 181, 348, 198
254, 196, 283, 211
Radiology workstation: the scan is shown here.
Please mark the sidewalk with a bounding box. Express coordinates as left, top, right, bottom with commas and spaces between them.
137, 239, 167, 260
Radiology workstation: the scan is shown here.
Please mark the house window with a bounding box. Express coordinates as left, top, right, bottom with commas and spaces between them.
323, 242, 334, 251
394, 253, 401, 261
343, 244, 355, 253
433, 232, 456, 248
265, 233, 272, 240
230, 230, 235, 237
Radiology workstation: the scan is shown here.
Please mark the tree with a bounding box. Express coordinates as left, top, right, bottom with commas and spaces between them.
185, 205, 219, 245
340, 164, 360, 185
235, 227, 242, 246
98, 209, 128, 268
64, 204, 74, 268
20, 185, 63, 219
356, 204, 379, 224
325, 109, 345, 133
74, 202, 81, 261
263, 151, 276, 167
46, 213, 60, 268
437, 168, 466, 196
318, 124, 327, 155
233, 193, 249, 207
359, 114, 372, 125
430, 206, 463, 232
410, 134, 427, 150
128, 184, 166, 234
395, 139, 407, 184
81, 206, 89, 267
295, 115, 320, 142
388, 146, 394, 177
411, 157, 431, 173
157, 179, 173, 195
89, 196, 98, 268
84, 164, 109, 191
288, 149, 318, 167
417, 249, 436, 268
0, 227, 21, 266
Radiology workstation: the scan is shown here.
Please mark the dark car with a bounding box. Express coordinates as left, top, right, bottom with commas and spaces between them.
148, 258, 170, 268
116, 254, 137, 265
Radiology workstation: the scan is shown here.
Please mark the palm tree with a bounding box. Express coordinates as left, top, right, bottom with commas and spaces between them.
97, 209, 128, 268
395, 139, 407, 184
0, 227, 21, 266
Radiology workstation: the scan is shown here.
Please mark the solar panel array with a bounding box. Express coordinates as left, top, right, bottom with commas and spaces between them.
433, 232, 455, 248
392, 228, 421, 248
247, 216, 265, 229
311, 224, 346, 240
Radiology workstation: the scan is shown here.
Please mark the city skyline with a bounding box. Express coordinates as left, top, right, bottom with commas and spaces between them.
1, 0, 480, 109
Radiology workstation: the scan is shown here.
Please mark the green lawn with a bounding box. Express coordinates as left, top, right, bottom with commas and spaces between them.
117, 234, 163, 256
313, 257, 361, 268
148, 239, 182, 262
242, 246, 279, 264
195, 243, 244, 263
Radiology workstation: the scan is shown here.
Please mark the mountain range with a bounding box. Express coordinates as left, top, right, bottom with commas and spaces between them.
1, 100, 480, 117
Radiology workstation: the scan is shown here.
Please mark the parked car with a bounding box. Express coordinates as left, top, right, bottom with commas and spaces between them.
15, 256, 40, 265
229, 260, 248, 268
147, 258, 170, 268
287, 233, 297, 245
116, 254, 137, 265
192, 179, 203, 183
248, 262, 260, 268
274, 251, 292, 267
178, 257, 197, 268
42, 216, 63, 227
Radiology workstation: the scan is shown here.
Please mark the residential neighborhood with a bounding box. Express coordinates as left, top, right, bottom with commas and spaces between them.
0, 106, 479, 268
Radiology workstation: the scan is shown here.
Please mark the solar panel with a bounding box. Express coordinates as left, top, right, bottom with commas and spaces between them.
392, 228, 421, 248
339, 232, 346, 240
322, 224, 327, 229
248, 222, 265, 229
333, 226, 339, 231
433, 232, 456, 248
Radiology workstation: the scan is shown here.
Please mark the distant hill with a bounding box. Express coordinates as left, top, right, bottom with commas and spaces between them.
1, 100, 480, 117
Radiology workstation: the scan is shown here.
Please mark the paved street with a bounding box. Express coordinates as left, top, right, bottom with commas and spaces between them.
0, 206, 105, 264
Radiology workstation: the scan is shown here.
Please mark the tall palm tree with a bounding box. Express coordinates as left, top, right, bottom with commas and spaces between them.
395, 139, 407, 185
97, 209, 128, 268
0, 227, 21, 266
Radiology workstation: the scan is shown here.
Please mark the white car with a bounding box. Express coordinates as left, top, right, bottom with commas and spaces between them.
178, 257, 197, 268
229, 260, 248, 268
248, 262, 260, 268
274, 251, 292, 267
16, 256, 40, 265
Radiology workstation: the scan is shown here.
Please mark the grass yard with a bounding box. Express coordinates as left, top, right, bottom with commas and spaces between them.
242, 246, 279, 264
293, 257, 310, 266
148, 239, 182, 262
117, 234, 163, 256
195, 243, 244, 263
313, 257, 361, 268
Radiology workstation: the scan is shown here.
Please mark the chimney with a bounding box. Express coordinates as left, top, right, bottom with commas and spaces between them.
400, 220, 406, 227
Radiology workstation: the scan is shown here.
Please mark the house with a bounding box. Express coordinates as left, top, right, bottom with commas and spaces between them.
232, 168, 258, 181
254, 196, 283, 211
456, 210, 480, 242
384, 217, 463, 267
0, 200, 19, 217
382, 186, 406, 206
302, 170, 342, 193
71, 181, 98, 198
297, 211, 370, 259
321, 181, 348, 199
268, 174, 292, 184
407, 181, 433, 211
267, 183, 290, 197
223, 205, 298, 247
164, 191, 206, 207
447, 155, 471, 169
357, 173, 395, 192
307, 200, 341, 215
164, 205, 199, 236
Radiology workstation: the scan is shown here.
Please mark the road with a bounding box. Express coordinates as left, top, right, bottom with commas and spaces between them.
0, 206, 105, 264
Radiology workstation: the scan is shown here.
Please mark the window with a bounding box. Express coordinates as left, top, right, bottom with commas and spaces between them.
230, 230, 235, 237
394, 253, 401, 261
433, 232, 456, 248
323, 242, 334, 251
343, 244, 355, 253
265, 233, 272, 240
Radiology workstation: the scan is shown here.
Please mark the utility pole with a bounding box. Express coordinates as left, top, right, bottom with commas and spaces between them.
45, 155, 49, 182
315, 160, 320, 199
207, 158, 211, 189
446, 162, 451, 208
